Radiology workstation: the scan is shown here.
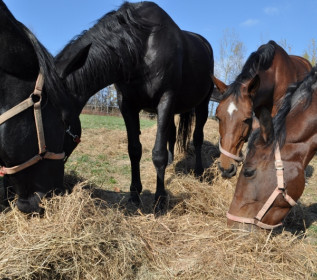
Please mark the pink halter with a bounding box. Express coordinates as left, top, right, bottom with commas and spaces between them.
218, 139, 244, 162
227, 143, 297, 230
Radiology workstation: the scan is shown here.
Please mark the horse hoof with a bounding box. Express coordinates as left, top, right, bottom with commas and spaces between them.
128, 192, 141, 206
154, 194, 168, 215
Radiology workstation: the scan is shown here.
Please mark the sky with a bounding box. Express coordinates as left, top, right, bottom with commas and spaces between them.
3, 0, 317, 63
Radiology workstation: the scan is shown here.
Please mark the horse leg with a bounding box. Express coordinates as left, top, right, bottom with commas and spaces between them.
153, 93, 174, 213
0, 176, 10, 210
168, 118, 176, 164
120, 107, 143, 205
193, 97, 210, 176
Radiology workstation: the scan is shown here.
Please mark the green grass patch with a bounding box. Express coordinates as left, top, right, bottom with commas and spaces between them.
309, 224, 317, 233
80, 114, 156, 130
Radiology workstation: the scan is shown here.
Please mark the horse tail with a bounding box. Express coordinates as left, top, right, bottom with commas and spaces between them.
176, 110, 195, 152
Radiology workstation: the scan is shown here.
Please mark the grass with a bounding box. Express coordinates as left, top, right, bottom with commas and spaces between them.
66, 114, 156, 188
80, 114, 156, 130
1, 117, 317, 279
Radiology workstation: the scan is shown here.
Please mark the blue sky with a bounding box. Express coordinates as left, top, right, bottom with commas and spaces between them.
4, 0, 316, 61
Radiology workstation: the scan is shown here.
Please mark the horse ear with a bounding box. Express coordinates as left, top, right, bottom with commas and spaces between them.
247, 75, 260, 98
259, 107, 273, 143
211, 75, 228, 94
56, 43, 92, 78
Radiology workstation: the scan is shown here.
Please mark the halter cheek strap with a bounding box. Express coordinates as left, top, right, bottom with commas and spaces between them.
218, 139, 244, 162
226, 143, 297, 230
0, 72, 65, 176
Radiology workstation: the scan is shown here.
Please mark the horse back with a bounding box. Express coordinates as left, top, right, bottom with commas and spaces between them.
289, 55, 312, 81
116, 2, 214, 113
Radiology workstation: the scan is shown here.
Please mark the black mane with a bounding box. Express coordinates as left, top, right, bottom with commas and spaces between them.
55, 1, 156, 95
23, 27, 71, 119
224, 40, 277, 99
0, 1, 71, 121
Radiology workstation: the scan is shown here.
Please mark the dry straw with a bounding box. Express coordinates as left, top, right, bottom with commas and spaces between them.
0, 118, 316, 279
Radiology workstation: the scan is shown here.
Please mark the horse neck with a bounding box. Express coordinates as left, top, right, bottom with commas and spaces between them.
65, 55, 124, 113
283, 91, 317, 167
254, 48, 299, 116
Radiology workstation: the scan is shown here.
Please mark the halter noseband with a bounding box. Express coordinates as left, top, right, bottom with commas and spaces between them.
226, 143, 297, 230
0, 72, 65, 176
218, 138, 244, 162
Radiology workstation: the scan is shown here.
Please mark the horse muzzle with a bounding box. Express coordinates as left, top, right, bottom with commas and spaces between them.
218, 162, 237, 178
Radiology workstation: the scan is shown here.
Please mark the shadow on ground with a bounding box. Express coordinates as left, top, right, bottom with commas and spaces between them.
64, 170, 191, 216
174, 140, 220, 181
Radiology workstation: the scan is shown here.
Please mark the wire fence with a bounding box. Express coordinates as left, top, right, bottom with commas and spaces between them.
82, 105, 157, 119
82, 101, 218, 119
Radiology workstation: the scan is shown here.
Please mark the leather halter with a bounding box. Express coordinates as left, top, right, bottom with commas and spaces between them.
0, 72, 65, 176
218, 138, 244, 162
226, 143, 297, 230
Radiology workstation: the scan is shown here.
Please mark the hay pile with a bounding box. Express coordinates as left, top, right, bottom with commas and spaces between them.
0, 118, 316, 279
0, 185, 152, 279
0, 173, 316, 279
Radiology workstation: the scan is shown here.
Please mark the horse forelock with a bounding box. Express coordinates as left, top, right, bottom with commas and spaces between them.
227, 41, 277, 99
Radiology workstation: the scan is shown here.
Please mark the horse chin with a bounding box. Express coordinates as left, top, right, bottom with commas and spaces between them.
16, 192, 45, 214
218, 162, 237, 178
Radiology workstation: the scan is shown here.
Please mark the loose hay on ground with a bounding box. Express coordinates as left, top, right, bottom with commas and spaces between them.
1, 118, 317, 279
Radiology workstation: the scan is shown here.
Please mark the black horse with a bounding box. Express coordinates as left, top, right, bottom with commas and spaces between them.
55, 1, 214, 212
0, 1, 80, 213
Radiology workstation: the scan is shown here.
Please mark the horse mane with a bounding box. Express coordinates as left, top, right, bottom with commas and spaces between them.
56, 1, 157, 95
224, 40, 277, 99
0, 1, 71, 121
247, 66, 317, 154
273, 66, 317, 147
0, 0, 15, 17
23, 27, 71, 118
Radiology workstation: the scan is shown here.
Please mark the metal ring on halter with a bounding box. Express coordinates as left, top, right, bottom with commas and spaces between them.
66, 126, 81, 143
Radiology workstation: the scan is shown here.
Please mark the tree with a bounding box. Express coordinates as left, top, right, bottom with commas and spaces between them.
303, 39, 317, 66
87, 85, 118, 112
215, 28, 246, 83
278, 38, 292, 53
210, 29, 246, 117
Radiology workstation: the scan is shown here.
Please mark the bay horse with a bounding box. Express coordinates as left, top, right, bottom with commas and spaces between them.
0, 1, 80, 213
212, 40, 312, 178
227, 66, 317, 230
54, 1, 214, 212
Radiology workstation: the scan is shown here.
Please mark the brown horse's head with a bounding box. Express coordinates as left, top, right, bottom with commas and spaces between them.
213, 75, 260, 178
227, 108, 305, 230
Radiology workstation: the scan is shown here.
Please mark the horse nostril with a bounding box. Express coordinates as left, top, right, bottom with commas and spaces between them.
227, 164, 233, 173
228, 164, 237, 176
217, 161, 224, 172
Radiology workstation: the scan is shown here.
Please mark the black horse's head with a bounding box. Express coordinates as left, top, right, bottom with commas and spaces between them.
0, 1, 81, 213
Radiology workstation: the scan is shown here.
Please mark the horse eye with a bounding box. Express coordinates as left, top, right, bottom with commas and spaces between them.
215, 116, 220, 122
243, 168, 256, 177
243, 118, 252, 125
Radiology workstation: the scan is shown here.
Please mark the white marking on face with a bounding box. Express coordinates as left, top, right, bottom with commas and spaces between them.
227, 102, 238, 117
